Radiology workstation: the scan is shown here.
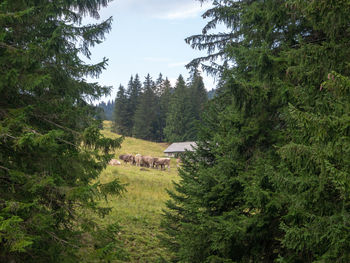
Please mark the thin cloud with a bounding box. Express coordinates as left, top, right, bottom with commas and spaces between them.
155, 2, 212, 20
114, 0, 211, 20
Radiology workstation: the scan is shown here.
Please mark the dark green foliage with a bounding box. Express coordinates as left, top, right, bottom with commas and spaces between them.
164, 73, 207, 143
164, 75, 195, 142
187, 70, 208, 139
113, 85, 130, 136
158, 78, 173, 141
0, 0, 126, 261
133, 74, 159, 140
162, 0, 350, 262
113, 74, 142, 136
112, 72, 208, 142
126, 74, 142, 132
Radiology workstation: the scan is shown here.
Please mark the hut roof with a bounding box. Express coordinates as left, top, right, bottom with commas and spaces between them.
164, 142, 197, 153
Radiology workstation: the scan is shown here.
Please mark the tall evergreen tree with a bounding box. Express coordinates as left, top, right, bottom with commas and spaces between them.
132, 74, 143, 95
162, 0, 350, 262
113, 85, 130, 136
0, 0, 126, 262
187, 69, 208, 139
159, 78, 173, 141
273, 1, 350, 260
153, 73, 165, 141
164, 75, 194, 142
133, 74, 158, 141
125, 74, 142, 135
155, 73, 164, 96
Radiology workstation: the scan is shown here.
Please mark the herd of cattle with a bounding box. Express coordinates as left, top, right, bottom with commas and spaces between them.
109, 154, 171, 171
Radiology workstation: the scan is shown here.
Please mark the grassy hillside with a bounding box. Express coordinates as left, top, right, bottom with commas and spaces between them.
99, 121, 178, 262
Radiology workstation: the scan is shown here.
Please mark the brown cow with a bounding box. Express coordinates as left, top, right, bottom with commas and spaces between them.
155, 158, 171, 171
135, 154, 142, 167
119, 154, 134, 164
152, 157, 159, 168
141, 156, 154, 168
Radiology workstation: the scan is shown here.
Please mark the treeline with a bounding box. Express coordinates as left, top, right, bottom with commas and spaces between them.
162, 1, 350, 263
97, 81, 215, 123
112, 72, 207, 142
97, 100, 114, 120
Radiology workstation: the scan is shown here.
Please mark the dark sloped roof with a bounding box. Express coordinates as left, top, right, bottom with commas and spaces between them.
164, 142, 197, 153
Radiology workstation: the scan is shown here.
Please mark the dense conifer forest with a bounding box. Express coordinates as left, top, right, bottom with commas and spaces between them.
97, 72, 209, 142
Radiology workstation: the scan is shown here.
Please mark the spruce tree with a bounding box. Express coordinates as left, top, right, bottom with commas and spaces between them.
159, 78, 173, 142
164, 75, 194, 142
113, 85, 130, 136
187, 69, 208, 140
274, 1, 350, 260
162, 0, 350, 262
133, 74, 158, 141
132, 74, 143, 95
153, 73, 165, 141
0, 0, 126, 261
125, 74, 142, 135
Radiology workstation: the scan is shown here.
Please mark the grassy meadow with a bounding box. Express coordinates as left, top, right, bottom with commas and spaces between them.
99, 121, 179, 262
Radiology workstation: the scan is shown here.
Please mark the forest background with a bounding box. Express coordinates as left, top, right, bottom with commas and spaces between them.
97, 72, 215, 142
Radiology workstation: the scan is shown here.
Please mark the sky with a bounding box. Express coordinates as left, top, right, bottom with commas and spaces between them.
83, 0, 217, 102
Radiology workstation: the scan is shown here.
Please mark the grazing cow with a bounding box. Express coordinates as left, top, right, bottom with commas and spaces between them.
135, 154, 142, 167
119, 154, 134, 164
152, 157, 159, 168
142, 156, 155, 168
108, 159, 121, 166
155, 158, 171, 171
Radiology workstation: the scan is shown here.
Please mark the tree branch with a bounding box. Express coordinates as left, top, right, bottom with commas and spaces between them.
0, 165, 10, 171
46, 231, 80, 249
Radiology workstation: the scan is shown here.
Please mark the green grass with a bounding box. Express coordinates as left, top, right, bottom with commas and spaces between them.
101, 121, 170, 158
99, 121, 178, 262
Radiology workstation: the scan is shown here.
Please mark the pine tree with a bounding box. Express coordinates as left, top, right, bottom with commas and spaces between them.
158, 78, 173, 142
113, 85, 130, 136
164, 75, 194, 142
133, 74, 158, 141
162, 0, 350, 262
155, 73, 164, 96
123, 75, 140, 135
0, 1, 126, 261
133, 74, 143, 95
273, 1, 350, 260
186, 69, 208, 140
153, 73, 165, 141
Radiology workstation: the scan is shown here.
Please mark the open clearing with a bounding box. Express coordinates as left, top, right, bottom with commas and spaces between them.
99, 121, 179, 262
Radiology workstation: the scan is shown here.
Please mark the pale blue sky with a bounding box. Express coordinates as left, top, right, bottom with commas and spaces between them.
83, 0, 217, 102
